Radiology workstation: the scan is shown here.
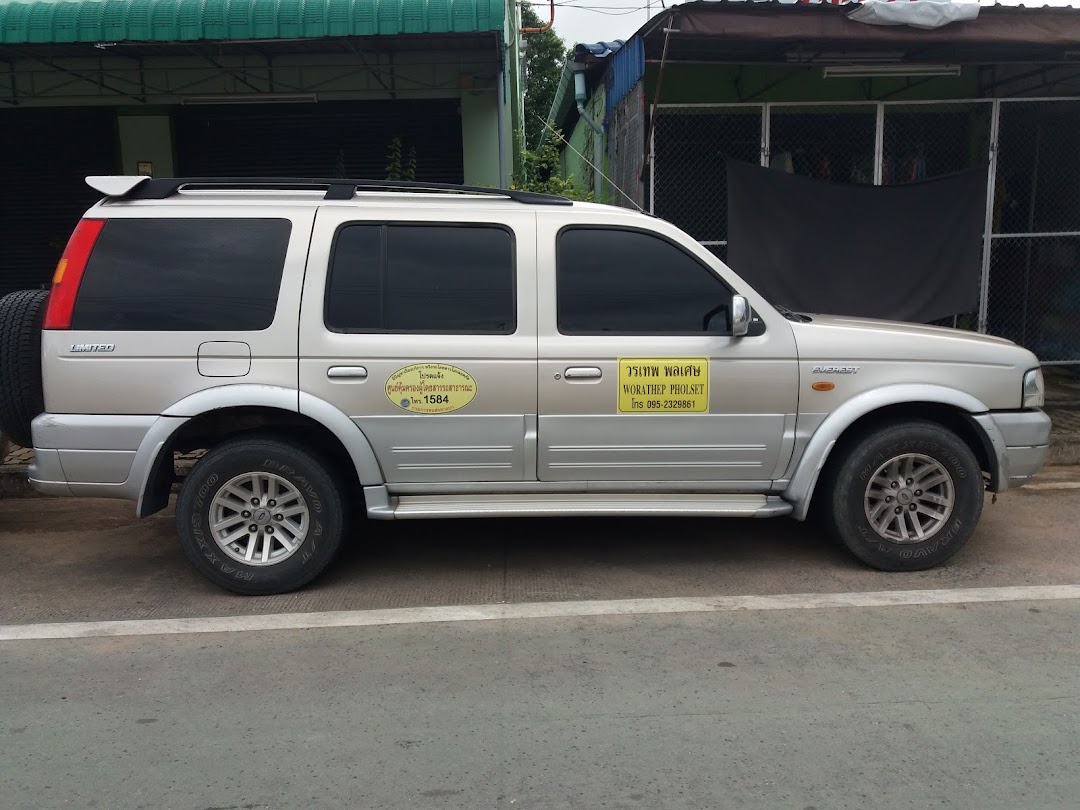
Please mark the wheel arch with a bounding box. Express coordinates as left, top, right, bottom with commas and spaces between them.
135, 385, 383, 517
785, 385, 998, 521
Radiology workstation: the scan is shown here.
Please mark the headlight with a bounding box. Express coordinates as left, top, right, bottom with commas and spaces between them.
1023, 368, 1044, 408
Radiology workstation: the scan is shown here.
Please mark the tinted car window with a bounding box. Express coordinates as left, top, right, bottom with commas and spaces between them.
557, 228, 733, 334
326, 224, 515, 333
72, 218, 291, 331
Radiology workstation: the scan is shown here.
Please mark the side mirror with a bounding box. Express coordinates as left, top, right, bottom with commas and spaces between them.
731, 295, 750, 337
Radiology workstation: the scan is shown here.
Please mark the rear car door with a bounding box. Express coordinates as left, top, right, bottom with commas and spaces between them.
299, 206, 537, 484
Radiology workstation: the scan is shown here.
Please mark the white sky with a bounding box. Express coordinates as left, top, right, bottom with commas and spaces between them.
526, 0, 1080, 52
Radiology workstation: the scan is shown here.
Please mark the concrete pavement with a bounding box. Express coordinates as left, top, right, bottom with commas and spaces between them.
2, 602, 1078, 810
2, 469, 1080, 624
1, 473, 1079, 809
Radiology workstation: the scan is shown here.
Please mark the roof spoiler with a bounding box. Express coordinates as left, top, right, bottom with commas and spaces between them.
85, 176, 151, 197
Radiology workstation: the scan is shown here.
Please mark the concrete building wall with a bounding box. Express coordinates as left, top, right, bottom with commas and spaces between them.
461, 90, 501, 186
560, 83, 606, 200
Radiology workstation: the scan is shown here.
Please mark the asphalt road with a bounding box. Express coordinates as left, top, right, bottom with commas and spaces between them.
2, 469, 1079, 809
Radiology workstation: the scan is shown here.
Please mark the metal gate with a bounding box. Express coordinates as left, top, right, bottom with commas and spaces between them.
651, 97, 1080, 362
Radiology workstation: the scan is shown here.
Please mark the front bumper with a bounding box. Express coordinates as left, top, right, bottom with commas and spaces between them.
972, 409, 1052, 491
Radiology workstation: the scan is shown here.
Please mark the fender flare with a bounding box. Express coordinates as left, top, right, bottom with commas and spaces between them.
784, 384, 992, 521
133, 385, 384, 516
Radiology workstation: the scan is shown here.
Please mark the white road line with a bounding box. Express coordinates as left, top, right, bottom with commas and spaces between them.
2, 584, 1079, 642
1022, 481, 1080, 490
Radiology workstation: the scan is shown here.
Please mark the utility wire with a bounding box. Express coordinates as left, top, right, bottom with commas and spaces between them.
536, 114, 645, 213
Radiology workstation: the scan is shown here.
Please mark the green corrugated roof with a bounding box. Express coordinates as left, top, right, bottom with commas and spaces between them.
0, 0, 505, 45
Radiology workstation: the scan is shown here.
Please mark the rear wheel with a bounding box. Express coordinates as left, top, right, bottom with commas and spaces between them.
0, 289, 49, 448
176, 436, 347, 595
822, 420, 983, 571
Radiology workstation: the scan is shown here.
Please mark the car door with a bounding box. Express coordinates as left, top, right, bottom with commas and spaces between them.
536, 217, 799, 484
299, 205, 537, 484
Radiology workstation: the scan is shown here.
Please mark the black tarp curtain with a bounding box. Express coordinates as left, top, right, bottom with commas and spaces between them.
726, 159, 988, 323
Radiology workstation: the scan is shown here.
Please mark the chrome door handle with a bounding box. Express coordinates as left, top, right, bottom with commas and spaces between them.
327, 366, 368, 379
564, 367, 602, 379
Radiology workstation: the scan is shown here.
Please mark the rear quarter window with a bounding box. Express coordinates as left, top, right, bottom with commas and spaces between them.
71, 218, 292, 331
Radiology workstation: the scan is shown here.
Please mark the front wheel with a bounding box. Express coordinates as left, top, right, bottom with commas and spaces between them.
176, 436, 347, 595
822, 420, 984, 571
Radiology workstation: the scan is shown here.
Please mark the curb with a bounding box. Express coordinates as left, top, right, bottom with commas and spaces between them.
0, 466, 38, 499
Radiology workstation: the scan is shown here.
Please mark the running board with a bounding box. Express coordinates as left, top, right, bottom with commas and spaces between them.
386, 493, 793, 520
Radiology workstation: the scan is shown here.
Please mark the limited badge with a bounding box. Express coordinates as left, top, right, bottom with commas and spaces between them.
618, 358, 709, 413
385, 363, 478, 414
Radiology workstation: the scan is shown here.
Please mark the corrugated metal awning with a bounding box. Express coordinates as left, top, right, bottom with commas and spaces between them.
0, 0, 505, 45
637, 1, 1080, 63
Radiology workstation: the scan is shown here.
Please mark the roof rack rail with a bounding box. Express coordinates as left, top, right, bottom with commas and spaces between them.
118, 177, 573, 206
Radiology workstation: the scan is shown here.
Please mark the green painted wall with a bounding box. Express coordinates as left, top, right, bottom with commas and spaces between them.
117, 114, 174, 177
461, 89, 501, 186
560, 83, 607, 199
646, 64, 979, 105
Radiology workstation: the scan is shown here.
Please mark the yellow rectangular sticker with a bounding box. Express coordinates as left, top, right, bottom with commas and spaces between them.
618, 358, 709, 413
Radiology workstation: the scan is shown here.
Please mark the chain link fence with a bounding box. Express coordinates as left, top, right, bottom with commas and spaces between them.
987, 235, 1080, 361
652, 105, 763, 245
768, 104, 876, 185
991, 99, 1080, 362
605, 80, 646, 211
883, 102, 991, 185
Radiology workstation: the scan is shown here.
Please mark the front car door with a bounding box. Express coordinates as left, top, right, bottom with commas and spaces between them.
300, 205, 537, 484
536, 213, 799, 485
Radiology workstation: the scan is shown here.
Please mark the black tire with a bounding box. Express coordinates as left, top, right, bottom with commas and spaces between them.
176, 435, 347, 595
822, 420, 983, 572
0, 289, 48, 449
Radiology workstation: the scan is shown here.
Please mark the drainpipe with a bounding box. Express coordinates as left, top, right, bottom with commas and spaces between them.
496, 56, 509, 187
574, 67, 604, 201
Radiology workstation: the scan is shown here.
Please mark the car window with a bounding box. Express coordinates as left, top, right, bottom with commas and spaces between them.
72, 218, 291, 331
326, 224, 515, 334
557, 227, 734, 335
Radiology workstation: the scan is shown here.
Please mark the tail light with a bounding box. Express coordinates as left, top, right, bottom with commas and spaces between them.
43, 219, 106, 330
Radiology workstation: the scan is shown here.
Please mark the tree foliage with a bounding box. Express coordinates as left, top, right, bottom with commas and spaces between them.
512, 132, 593, 201
521, 3, 567, 150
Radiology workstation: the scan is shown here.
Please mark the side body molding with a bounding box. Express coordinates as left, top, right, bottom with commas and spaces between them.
134, 385, 384, 516
783, 384, 993, 521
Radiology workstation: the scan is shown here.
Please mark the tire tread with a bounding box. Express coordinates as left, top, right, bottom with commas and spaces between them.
0, 289, 48, 448
176, 435, 347, 595
824, 419, 983, 572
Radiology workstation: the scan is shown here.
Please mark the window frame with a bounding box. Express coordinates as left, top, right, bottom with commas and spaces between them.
324, 221, 519, 336
555, 224, 739, 337
71, 216, 293, 333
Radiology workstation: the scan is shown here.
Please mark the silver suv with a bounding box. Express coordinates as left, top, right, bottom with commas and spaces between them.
0, 176, 1051, 594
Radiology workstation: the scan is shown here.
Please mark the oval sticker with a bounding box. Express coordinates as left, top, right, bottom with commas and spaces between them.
385, 363, 478, 414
